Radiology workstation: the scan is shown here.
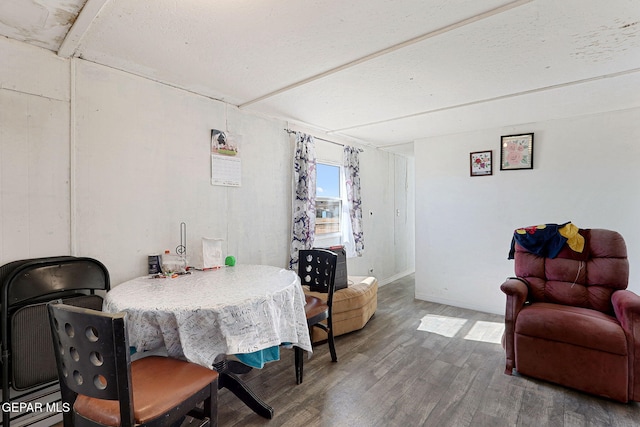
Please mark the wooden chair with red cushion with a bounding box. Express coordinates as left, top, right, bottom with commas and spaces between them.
47, 302, 219, 427
295, 249, 338, 384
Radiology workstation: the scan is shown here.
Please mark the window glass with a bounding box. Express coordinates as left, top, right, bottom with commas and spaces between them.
316, 163, 340, 198
316, 163, 341, 236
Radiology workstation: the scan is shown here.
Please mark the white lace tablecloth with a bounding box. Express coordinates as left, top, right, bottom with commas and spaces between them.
103, 264, 312, 368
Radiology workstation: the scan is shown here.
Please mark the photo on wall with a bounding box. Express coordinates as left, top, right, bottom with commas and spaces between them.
500, 133, 534, 170
470, 150, 492, 176
211, 129, 240, 156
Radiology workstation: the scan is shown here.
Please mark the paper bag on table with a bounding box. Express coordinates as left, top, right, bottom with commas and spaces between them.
193, 238, 224, 269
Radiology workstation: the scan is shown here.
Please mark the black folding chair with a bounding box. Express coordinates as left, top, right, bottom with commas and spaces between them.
1, 256, 110, 427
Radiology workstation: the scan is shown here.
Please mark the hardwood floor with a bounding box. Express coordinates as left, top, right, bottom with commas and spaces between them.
211, 274, 640, 427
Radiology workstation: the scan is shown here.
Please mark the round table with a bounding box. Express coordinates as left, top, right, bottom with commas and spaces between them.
103, 264, 312, 368
104, 264, 312, 419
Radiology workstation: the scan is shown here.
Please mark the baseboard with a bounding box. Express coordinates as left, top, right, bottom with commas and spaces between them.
378, 269, 415, 287
414, 292, 503, 316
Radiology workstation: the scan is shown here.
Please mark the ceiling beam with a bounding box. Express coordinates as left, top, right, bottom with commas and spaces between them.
328, 67, 640, 135
58, 0, 111, 58
238, 0, 535, 109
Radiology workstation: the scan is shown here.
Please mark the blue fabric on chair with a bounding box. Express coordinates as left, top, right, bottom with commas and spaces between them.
235, 346, 280, 369
508, 222, 569, 260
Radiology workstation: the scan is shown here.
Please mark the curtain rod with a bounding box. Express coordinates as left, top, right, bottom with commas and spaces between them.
284, 129, 363, 152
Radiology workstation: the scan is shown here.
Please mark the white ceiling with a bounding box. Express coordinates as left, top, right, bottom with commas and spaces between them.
2, 0, 639, 155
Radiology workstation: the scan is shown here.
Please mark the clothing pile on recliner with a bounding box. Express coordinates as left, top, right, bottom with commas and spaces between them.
508, 221, 588, 260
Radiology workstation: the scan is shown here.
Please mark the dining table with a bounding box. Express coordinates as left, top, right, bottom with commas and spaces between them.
103, 264, 312, 419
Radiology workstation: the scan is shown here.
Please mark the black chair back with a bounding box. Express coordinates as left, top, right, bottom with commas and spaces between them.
298, 248, 338, 306
47, 302, 135, 425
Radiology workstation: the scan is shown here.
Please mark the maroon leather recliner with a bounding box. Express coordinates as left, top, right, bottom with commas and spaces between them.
501, 228, 640, 402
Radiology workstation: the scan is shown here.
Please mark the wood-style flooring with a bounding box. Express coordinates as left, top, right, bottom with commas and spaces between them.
211, 274, 640, 427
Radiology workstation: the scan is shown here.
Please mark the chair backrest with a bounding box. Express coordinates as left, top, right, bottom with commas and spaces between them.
11, 294, 104, 390
1, 256, 110, 307
1, 256, 110, 427
514, 228, 628, 314
47, 302, 134, 424
298, 249, 338, 304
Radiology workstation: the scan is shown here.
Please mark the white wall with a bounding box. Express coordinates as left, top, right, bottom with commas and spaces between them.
0, 38, 71, 261
1, 37, 414, 287
313, 136, 416, 283
348, 145, 415, 283
415, 108, 640, 314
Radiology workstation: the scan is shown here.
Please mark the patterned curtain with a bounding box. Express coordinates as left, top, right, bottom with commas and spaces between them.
289, 132, 317, 270
343, 146, 365, 256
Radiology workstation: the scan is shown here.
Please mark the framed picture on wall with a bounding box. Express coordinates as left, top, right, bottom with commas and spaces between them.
470, 151, 493, 176
500, 133, 534, 170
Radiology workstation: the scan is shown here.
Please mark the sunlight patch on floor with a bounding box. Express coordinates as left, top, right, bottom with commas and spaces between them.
417, 315, 504, 344
463, 320, 504, 344
417, 314, 467, 337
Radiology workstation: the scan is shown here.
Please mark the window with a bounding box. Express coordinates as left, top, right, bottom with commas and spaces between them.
315, 163, 341, 237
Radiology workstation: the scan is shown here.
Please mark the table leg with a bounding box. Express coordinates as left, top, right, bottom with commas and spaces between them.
213, 358, 274, 419
226, 359, 253, 374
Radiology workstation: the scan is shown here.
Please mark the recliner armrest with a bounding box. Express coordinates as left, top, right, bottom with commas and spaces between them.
612, 289, 640, 330
612, 289, 640, 401
500, 277, 530, 375
500, 277, 529, 301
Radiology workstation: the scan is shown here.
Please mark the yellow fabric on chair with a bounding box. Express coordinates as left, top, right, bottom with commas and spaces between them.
559, 222, 585, 253
304, 276, 378, 343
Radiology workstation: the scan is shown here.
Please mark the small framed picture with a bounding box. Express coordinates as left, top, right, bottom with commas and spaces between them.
500, 133, 534, 170
470, 151, 493, 176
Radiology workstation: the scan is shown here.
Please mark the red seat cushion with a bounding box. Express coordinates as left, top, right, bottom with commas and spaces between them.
516, 303, 627, 355
305, 295, 329, 321
74, 356, 218, 426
